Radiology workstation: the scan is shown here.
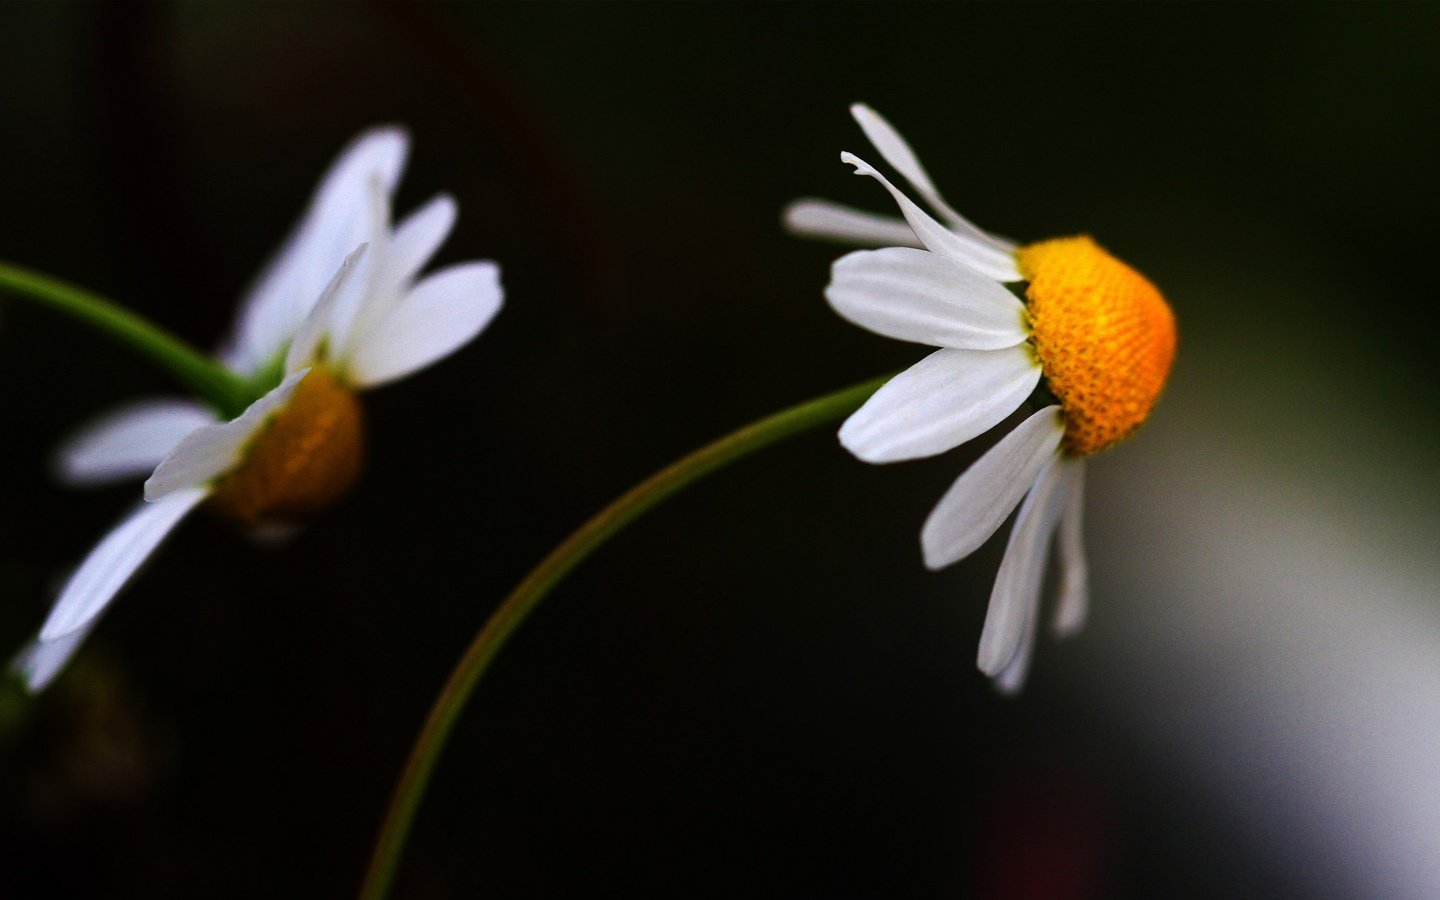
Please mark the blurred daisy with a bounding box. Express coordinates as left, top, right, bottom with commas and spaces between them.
787, 105, 1175, 693
14, 128, 503, 691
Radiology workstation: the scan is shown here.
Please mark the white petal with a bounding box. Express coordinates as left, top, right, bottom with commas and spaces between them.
11, 622, 96, 692
848, 104, 1016, 253
387, 194, 457, 288
225, 127, 408, 373
308, 127, 409, 222
1053, 459, 1089, 638
346, 261, 503, 388
826, 247, 1027, 350
326, 178, 394, 361
921, 405, 1064, 569
285, 244, 371, 374
839, 346, 1039, 464
144, 370, 310, 501
842, 152, 1021, 283
781, 199, 922, 248
345, 194, 459, 355
977, 456, 1070, 679
54, 399, 217, 487
992, 463, 1081, 696
992, 612, 1038, 696
37, 487, 209, 642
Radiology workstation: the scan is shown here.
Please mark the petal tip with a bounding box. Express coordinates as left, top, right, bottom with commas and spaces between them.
834, 419, 867, 458
338, 125, 412, 192
919, 532, 954, 572
426, 192, 460, 232
779, 199, 812, 232
992, 672, 1025, 697
37, 622, 73, 645
835, 415, 906, 466
976, 643, 1008, 677
359, 123, 411, 155
840, 151, 871, 174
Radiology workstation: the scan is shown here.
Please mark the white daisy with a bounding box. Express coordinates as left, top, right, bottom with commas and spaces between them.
15, 127, 504, 691
787, 105, 1176, 693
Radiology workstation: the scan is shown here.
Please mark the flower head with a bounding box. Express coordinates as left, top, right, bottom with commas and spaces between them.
14, 128, 503, 691
787, 105, 1175, 692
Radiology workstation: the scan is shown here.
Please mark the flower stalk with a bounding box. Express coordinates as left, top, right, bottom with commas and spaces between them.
0, 260, 252, 416
357, 372, 891, 900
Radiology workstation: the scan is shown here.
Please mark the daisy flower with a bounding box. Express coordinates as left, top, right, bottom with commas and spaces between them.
13, 128, 503, 691
786, 105, 1176, 693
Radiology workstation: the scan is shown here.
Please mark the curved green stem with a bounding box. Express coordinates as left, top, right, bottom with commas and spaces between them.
358, 373, 890, 900
0, 260, 252, 416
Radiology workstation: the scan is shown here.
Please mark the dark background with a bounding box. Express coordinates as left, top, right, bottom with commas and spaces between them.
1, 3, 1438, 898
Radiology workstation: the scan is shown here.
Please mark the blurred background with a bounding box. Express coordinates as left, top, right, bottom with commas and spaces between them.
1, 3, 1438, 897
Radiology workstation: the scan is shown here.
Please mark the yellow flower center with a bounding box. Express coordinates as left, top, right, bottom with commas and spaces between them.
208, 368, 364, 525
1016, 235, 1176, 456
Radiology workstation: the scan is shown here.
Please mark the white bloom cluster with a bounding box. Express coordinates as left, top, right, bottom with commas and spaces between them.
15, 129, 504, 691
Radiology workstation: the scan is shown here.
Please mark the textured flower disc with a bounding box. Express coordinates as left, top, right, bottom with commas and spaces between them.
1017, 236, 1177, 455
208, 368, 364, 524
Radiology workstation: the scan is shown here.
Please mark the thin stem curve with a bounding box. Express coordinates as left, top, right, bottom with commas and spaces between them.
0, 260, 251, 415
358, 373, 889, 900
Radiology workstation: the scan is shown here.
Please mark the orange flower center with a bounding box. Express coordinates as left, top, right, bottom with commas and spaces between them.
1016, 236, 1176, 456
208, 368, 364, 525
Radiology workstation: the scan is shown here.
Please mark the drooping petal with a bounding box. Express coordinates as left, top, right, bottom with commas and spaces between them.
285, 245, 371, 374
1053, 459, 1089, 638
841, 152, 1021, 283
225, 128, 408, 374
992, 612, 1038, 696
54, 399, 217, 487
37, 487, 209, 642
977, 457, 1071, 681
346, 261, 503, 389
144, 371, 310, 501
11, 621, 96, 692
839, 347, 1039, 463
921, 405, 1064, 569
781, 199, 922, 248
848, 104, 1016, 253
826, 247, 1027, 350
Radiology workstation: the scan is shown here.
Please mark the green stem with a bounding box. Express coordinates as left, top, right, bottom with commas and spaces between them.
358, 373, 890, 900
0, 260, 252, 416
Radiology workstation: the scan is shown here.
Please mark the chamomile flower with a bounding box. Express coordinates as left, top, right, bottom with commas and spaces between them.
13, 128, 503, 691
787, 105, 1175, 692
